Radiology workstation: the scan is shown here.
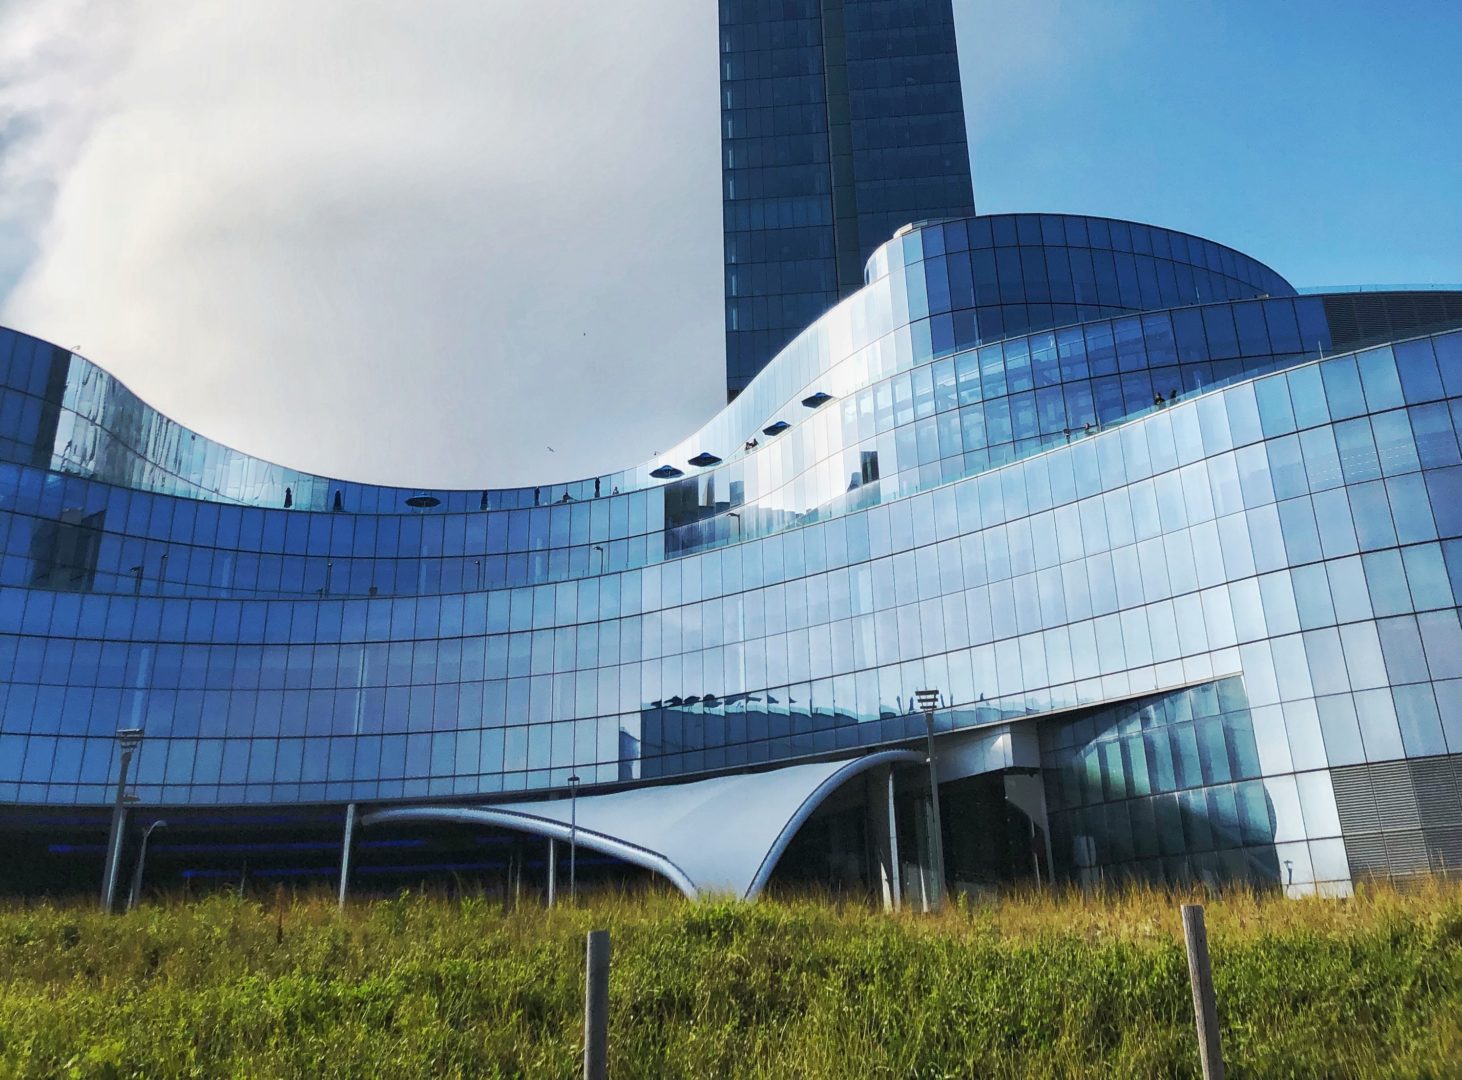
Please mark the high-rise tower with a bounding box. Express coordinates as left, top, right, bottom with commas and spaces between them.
720, 0, 976, 399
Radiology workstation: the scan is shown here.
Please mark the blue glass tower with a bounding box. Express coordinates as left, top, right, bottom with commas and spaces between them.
720, 0, 976, 400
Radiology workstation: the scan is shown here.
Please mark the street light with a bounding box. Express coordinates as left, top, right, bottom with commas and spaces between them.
727, 511, 741, 542
915, 690, 946, 912
126, 820, 167, 912
567, 775, 581, 902
593, 545, 604, 575
100, 728, 143, 913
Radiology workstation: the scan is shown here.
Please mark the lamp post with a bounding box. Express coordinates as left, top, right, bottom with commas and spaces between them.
126, 820, 167, 912
727, 510, 741, 542
593, 545, 604, 575
101, 728, 144, 913
914, 690, 946, 911
568, 775, 581, 902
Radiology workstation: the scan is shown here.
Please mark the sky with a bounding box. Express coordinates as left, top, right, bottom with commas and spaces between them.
0, 0, 1459, 490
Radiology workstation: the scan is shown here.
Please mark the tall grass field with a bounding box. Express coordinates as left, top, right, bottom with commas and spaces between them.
2, 882, 1461, 1078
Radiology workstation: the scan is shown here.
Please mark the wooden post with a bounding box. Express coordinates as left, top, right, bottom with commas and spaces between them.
1182, 903, 1224, 1080
584, 929, 610, 1080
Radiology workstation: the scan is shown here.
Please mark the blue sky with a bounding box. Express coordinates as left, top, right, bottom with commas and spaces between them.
962, 0, 1462, 286
0, 1, 1458, 487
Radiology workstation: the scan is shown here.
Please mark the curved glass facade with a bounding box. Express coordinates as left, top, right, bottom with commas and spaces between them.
2, 208, 1461, 896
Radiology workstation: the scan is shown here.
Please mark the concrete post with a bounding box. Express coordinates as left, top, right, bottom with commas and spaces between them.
547, 838, 557, 908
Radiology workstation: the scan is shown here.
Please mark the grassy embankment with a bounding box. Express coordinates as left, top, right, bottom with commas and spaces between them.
1, 881, 1461, 1078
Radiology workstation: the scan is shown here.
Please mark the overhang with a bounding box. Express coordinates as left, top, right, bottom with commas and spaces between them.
360, 749, 922, 899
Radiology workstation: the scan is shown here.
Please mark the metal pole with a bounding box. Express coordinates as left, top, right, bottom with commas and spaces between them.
584, 929, 610, 1080
917, 691, 946, 911
1182, 903, 1225, 1080
886, 766, 902, 911
101, 728, 143, 913
569, 775, 580, 903
338, 802, 357, 909
1030, 817, 1042, 889
547, 839, 557, 908
127, 819, 167, 912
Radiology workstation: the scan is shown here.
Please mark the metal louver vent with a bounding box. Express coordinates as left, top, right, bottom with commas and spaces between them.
1330, 764, 1379, 833
1412, 759, 1462, 827
1344, 834, 1390, 878
1370, 762, 1421, 830
1427, 826, 1462, 875
1383, 830, 1430, 875
1332, 753, 1462, 879
1322, 291, 1462, 352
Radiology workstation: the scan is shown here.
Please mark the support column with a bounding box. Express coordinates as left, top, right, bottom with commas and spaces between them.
912, 802, 931, 913
546, 838, 557, 908
337, 802, 357, 909
100, 735, 139, 913
866, 766, 902, 911
1004, 771, 1054, 886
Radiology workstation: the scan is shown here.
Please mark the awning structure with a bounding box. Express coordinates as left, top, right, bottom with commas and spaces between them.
360, 749, 922, 899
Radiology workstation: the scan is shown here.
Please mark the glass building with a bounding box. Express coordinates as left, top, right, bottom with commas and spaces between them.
721, 0, 976, 400
4, 9, 1462, 904
3, 211, 1461, 901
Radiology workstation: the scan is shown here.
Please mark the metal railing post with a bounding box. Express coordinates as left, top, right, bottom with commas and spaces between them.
584, 929, 610, 1080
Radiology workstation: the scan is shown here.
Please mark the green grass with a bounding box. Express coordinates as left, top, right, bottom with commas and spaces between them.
2, 881, 1461, 1078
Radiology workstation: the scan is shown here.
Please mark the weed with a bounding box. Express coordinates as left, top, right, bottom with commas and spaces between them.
0, 880, 1458, 1078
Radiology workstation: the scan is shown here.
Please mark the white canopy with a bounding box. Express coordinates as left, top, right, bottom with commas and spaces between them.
361, 749, 922, 898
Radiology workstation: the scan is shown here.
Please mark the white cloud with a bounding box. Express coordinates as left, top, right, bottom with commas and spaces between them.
0, 0, 128, 295
1, 1, 725, 488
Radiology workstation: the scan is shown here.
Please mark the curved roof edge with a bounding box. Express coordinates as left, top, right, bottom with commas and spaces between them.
359, 804, 699, 898
0, 213, 1304, 513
